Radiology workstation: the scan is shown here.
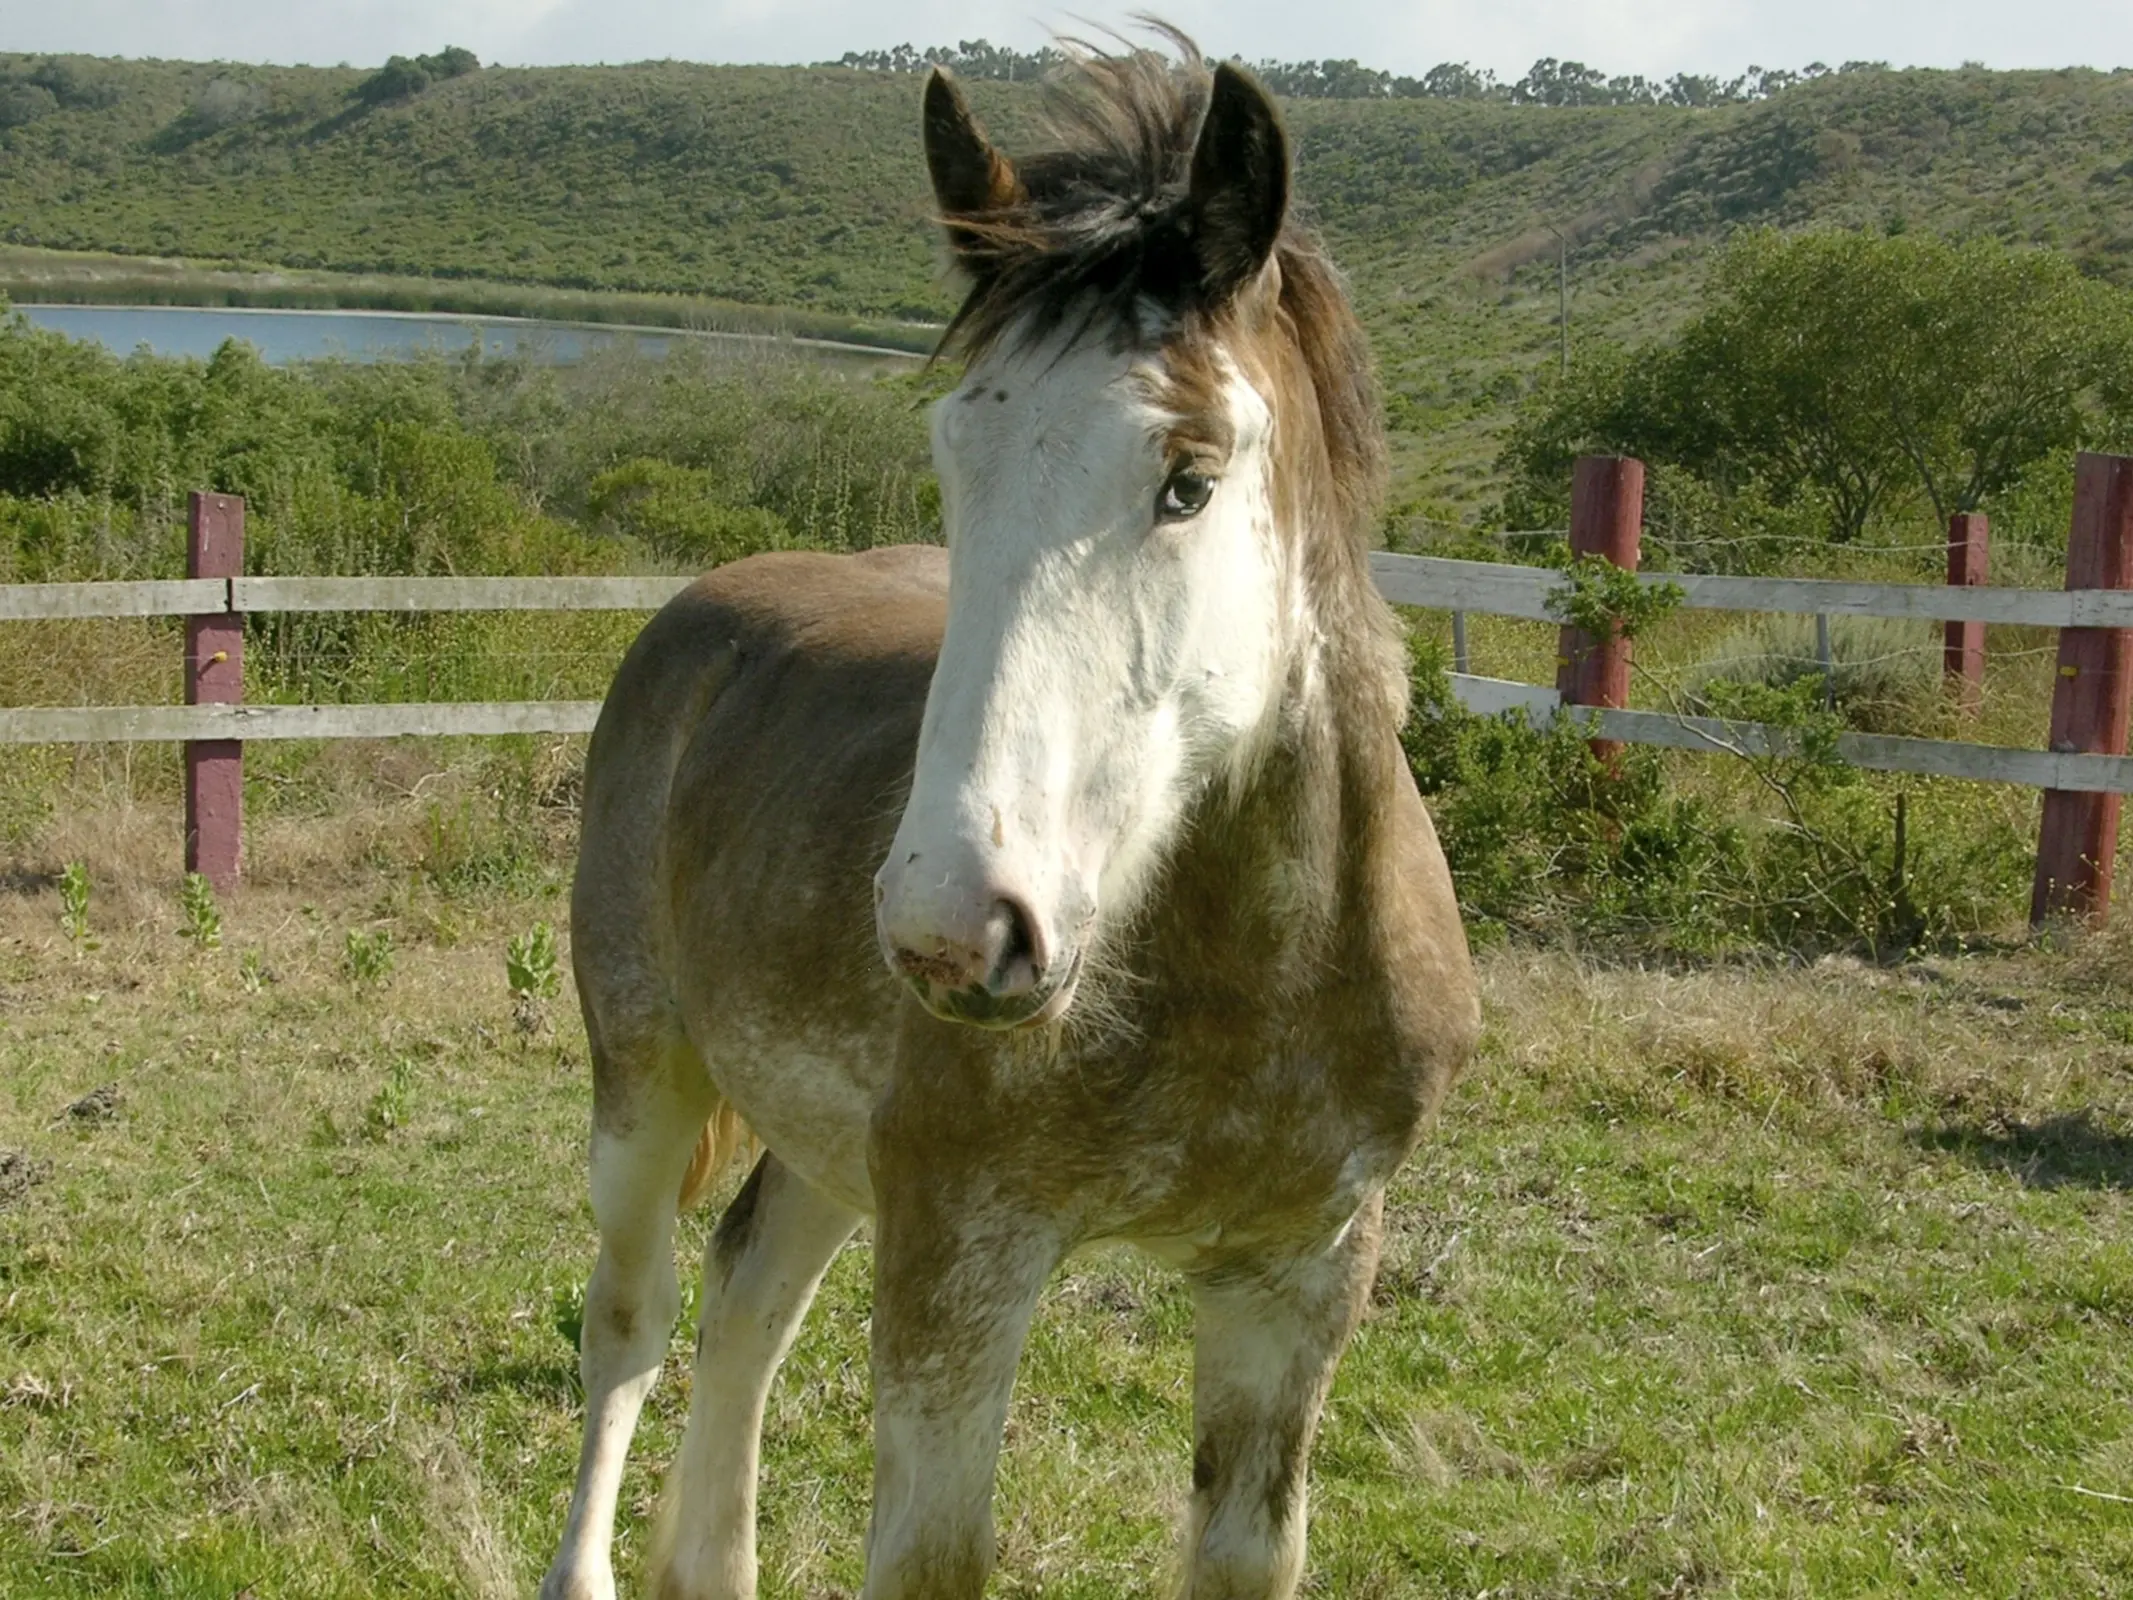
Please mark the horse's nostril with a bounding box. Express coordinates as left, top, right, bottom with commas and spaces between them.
982, 896, 1045, 998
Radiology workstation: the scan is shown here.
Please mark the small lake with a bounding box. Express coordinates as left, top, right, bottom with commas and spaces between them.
14, 303, 922, 371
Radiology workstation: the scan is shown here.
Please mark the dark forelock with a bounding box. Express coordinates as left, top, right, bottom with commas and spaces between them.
937, 33, 1387, 538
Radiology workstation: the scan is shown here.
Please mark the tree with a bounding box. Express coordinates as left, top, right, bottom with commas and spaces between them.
1661, 232, 1920, 542
354, 47, 480, 107
1503, 230, 2133, 550
0, 83, 56, 130
1862, 238, 2133, 520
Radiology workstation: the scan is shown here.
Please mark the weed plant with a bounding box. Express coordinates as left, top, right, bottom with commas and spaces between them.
362, 1055, 415, 1137
56, 860, 90, 944
342, 927, 395, 987
176, 871, 220, 948
507, 921, 561, 1034
505, 923, 560, 1005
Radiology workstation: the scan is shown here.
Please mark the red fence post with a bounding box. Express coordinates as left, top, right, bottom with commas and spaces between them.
2031, 454, 2133, 927
1945, 511, 1989, 713
185, 492, 244, 892
1557, 455, 1645, 764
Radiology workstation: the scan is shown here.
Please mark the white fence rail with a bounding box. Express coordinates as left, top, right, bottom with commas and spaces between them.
0, 578, 230, 620
0, 700, 604, 745
1451, 675, 2133, 794
1368, 553, 2133, 629
4, 554, 2131, 800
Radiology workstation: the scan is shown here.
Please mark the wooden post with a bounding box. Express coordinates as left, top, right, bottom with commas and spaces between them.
184, 493, 244, 891
1556, 455, 1644, 763
2031, 454, 2133, 926
1945, 511, 1989, 713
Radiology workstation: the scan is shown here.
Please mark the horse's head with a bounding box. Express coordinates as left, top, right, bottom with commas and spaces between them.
875, 40, 1384, 1030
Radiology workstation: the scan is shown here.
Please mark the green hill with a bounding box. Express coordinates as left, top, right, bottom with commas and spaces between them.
3, 51, 2129, 509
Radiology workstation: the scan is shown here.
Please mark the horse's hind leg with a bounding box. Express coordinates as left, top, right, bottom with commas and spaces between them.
649, 1153, 860, 1600
542, 1028, 720, 1600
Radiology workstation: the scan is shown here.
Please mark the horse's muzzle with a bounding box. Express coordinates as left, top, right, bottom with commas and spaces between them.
878, 889, 1080, 1029
905, 947, 1084, 1030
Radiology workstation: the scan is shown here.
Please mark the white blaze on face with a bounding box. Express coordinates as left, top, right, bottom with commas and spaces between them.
875, 323, 1291, 1024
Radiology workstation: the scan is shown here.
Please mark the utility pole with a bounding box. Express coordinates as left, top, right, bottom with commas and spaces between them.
1544, 221, 1570, 375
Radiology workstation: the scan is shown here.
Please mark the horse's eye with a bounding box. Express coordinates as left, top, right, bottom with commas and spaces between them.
1156, 467, 1217, 523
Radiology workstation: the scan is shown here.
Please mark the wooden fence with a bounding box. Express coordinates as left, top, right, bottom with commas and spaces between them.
4, 459, 2131, 924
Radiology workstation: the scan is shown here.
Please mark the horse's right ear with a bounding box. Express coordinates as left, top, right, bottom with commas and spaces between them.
924, 69, 1021, 264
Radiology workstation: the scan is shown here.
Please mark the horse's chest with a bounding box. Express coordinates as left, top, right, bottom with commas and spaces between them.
1087, 1011, 1429, 1250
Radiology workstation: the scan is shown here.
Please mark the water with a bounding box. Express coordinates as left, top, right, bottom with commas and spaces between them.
13, 303, 921, 370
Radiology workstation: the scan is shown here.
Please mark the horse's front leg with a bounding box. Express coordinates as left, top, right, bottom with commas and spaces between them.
1181, 1191, 1385, 1600
861, 1170, 1064, 1600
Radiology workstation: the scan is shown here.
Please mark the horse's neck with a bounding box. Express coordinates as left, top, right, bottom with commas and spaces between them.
1147, 583, 1406, 996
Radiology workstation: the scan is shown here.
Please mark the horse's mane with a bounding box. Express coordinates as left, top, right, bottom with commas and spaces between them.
937, 32, 1386, 539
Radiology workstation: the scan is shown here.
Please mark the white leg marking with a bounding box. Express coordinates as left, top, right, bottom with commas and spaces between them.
651, 1157, 860, 1600
1180, 1199, 1383, 1600
542, 1068, 713, 1600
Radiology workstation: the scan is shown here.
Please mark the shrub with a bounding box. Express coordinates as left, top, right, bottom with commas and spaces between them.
0, 83, 57, 130
1403, 635, 1747, 950
1685, 613, 1940, 734
1403, 633, 2029, 955
587, 458, 793, 567
355, 49, 478, 108
189, 77, 269, 133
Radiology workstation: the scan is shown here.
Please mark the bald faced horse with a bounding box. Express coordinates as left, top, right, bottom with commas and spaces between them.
540, 38, 1478, 1600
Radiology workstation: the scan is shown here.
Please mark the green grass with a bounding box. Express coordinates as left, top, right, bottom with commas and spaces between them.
3, 783, 2132, 1595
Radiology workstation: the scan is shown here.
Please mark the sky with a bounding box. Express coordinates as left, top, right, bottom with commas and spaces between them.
1, 0, 2126, 80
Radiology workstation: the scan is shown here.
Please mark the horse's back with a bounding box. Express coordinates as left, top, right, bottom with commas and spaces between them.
573, 546, 945, 1190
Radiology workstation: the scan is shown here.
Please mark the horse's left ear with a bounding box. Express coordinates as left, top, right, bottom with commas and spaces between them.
1188, 62, 1289, 305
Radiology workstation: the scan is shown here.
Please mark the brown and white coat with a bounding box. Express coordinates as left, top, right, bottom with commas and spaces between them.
541, 36, 1478, 1600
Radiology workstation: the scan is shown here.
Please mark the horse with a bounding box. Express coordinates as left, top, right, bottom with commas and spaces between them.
539, 36, 1478, 1600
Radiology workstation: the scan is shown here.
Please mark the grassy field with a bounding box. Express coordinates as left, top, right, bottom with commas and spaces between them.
3, 766, 2132, 1597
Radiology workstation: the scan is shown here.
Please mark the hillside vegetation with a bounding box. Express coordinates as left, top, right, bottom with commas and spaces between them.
3, 51, 2130, 507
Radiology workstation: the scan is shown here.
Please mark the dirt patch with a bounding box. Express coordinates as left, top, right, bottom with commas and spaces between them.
57, 1084, 121, 1125
0, 1148, 50, 1207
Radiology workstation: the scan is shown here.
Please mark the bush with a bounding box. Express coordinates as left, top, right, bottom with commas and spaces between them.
0, 83, 57, 130
355, 48, 479, 107
586, 458, 793, 567
1403, 635, 1748, 950
189, 77, 269, 133
1685, 614, 1941, 734
1403, 633, 2030, 955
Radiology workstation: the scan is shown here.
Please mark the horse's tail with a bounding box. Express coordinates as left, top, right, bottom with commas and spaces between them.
676, 1099, 753, 1213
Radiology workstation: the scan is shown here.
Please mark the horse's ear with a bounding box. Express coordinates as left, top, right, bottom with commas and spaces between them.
924, 68, 1021, 263
1187, 63, 1289, 304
